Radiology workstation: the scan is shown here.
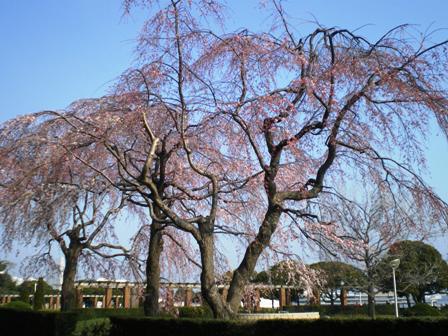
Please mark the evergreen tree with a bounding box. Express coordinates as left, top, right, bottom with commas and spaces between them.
33, 277, 45, 310
378, 241, 448, 304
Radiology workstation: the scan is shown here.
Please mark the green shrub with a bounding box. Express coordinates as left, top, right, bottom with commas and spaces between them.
375, 304, 396, 315
158, 310, 178, 318
2, 300, 33, 310
34, 277, 45, 311
440, 305, 448, 316
72, 318, 111, 336
178, 306, 213, 318
402, 303, 441, 317
281, 305, 297, 312
298, 304, 325, 313
19, 285, 32, 304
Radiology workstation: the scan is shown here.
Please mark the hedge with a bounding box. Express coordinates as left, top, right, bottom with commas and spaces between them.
110, 316, 448, 336
0, 307, 78, 336
440, 305, 448, 316
110, 317, 249, 336
72, 308, 144, 321
72, 318, 111, 336
2, 300, 33, 310
282, 304, 396, 315
178, 306, 213, 318
402, 303, 442, 317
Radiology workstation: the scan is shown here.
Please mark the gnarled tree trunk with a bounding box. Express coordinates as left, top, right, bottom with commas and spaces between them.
144, 220, 164, 316
198, 226, 232, 319
226, 206, 282, 314
61, 241, 81, 311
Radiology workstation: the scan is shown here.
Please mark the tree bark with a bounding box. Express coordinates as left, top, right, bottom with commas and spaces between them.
143, 220, 164, 316
367, 280, 376, 319
227, 206, 282, 314
198, 224, 232, 319
406, 294, 411, 308
143, 149, 169, 316
60, 242, 81, 311
364, 259, 376, 319
415, 290, 426, 303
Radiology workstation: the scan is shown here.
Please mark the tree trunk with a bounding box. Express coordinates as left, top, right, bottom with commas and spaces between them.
144, 220, 163, 316
367, 281, 376, 319
330, 291, 335, 307
227, 206, 282, 314
143, 150, 171, 316
364, 260, 376, 319
61, 243, 81, 311
198, 226, 232, 319
340, 288, 347, 307
406, 294, 411, 308
415, 290, 425, 303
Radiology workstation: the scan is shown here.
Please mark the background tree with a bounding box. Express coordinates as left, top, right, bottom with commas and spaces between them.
0, 114, 136, 311
251, 260, 323, 305
310, 190, 439, 317
17, 279, 54, 305
269, 261, 305, 286
378, 240, 448, 305
33, 277, 45, 310
0, 261, 17, 294
310, 261, 366, 306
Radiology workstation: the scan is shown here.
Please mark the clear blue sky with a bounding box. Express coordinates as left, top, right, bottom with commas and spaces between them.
0, 1, 447, 275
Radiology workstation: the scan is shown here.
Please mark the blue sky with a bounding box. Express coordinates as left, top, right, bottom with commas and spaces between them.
0, 1, 447, 276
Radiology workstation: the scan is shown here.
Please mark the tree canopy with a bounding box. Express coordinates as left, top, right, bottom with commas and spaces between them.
378, 240, 448, 303
310, 261, 366, 305
0, 261, 17, 294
